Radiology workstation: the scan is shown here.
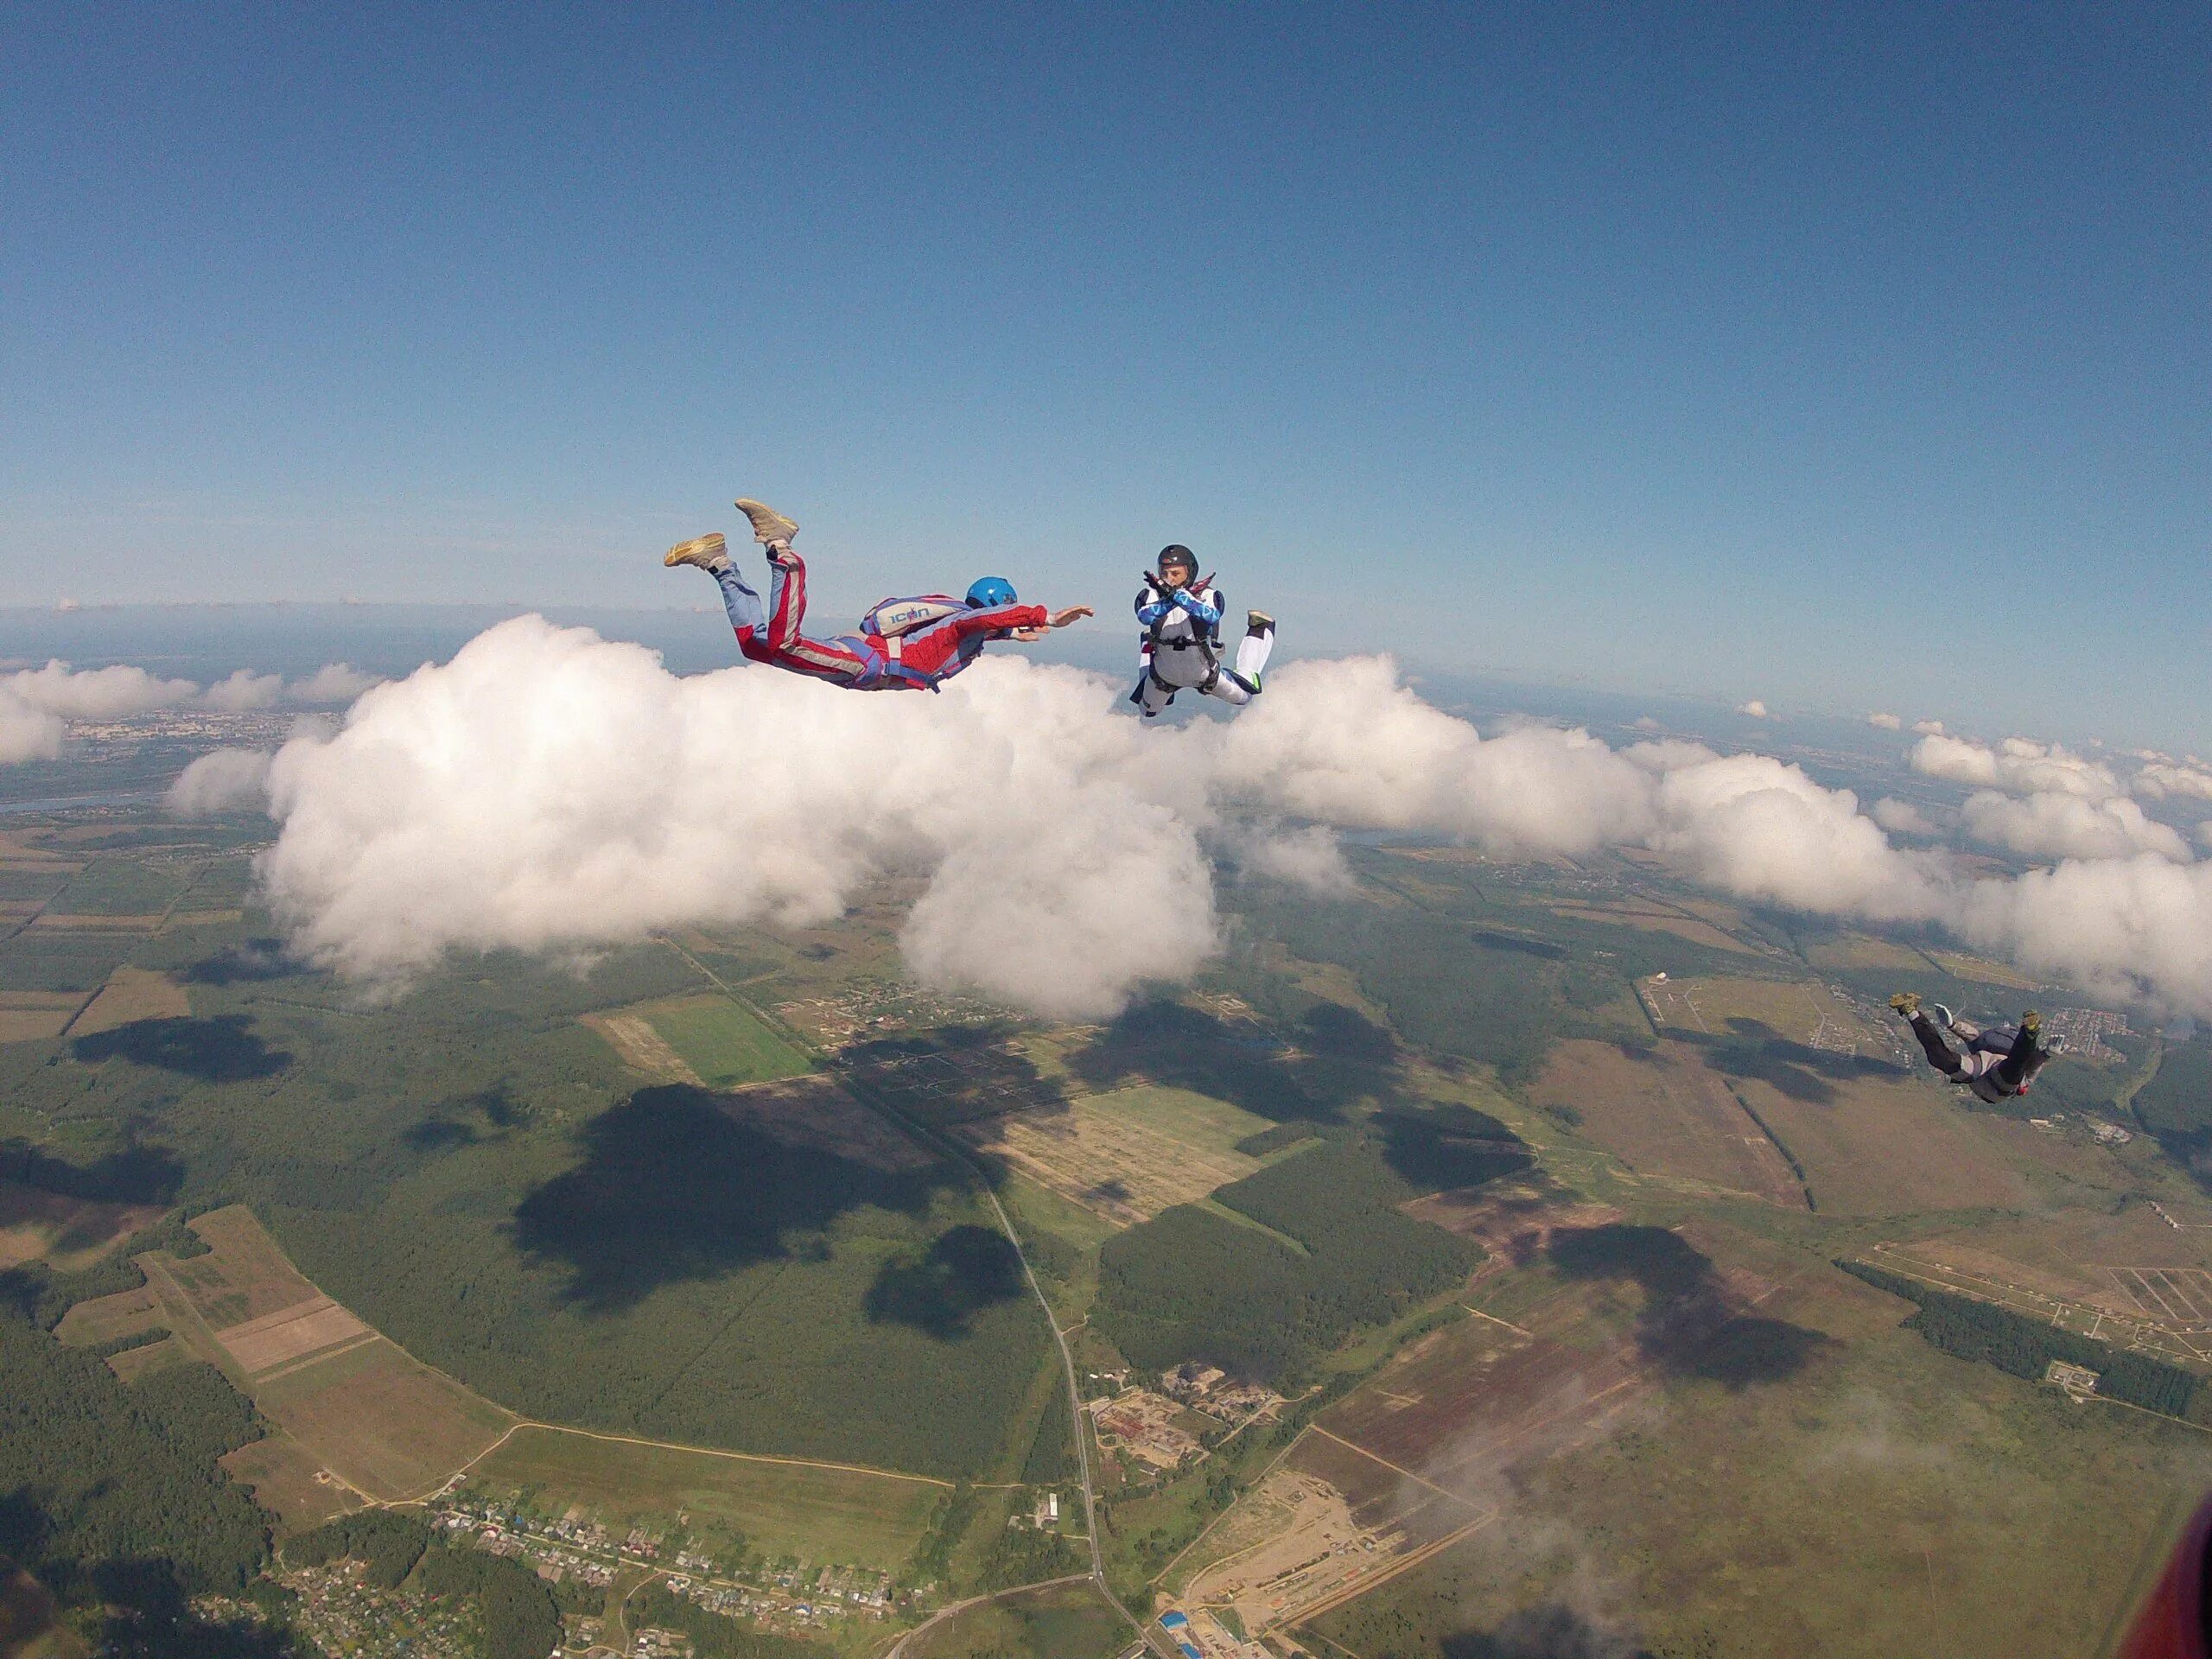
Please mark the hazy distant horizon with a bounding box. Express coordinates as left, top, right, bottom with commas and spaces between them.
0, 598, 2199, 760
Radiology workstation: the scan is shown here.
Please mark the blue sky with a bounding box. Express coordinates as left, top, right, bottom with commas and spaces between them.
3, 3, 2207, 747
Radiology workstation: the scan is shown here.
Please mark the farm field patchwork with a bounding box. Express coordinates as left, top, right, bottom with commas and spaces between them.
1159, 1217, 1793, 1643
1926, 948, 2050, 989
586, 991, 814, 1087
1802, 930, 1940, 981
1306, 1272, 2212, 1659
1544, 897, 1760, 956
954, 1086, 1268, 1226
57, 1205, 515, 1507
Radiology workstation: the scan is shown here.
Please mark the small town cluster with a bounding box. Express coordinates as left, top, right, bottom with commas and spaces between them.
269, 1561, 480, 1659
432, 1491, 899, 1639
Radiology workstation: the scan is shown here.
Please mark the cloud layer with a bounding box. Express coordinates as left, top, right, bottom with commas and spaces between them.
236, 617, 2212, 1022
0, 660, 385, 765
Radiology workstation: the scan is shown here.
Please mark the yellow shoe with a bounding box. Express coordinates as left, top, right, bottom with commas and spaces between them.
663, 532, 729, 571
1889, 991, 1920, 1017
734, 499, 799, 546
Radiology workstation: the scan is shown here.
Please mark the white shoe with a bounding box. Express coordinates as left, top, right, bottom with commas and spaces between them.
664, 533, 729, 571
734, 499, 799, 547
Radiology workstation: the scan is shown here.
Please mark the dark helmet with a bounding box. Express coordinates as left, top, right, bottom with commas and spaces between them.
1157, 543, 1198, 580
966, 576, 1018, 608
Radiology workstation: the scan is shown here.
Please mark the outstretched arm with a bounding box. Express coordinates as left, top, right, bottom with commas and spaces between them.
948, 601, 1050, 643
1011, 606, 1093, 642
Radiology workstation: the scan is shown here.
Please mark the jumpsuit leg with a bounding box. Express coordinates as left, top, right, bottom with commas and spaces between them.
1908, 1014, 1967, 1080
1206, 621, 1276, 705
714, 563, 768, 645
1989, 1024, 2049, 1093
717, 553, 870, 684
764, 552, 808, 653
1134, 666, 1176, 717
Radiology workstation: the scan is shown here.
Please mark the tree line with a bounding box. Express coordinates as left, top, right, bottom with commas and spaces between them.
1840, 1260, 2202, 1418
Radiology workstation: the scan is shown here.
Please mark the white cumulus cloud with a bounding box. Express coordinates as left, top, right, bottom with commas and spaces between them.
1912, 734, 2120, 800
3, 659, 198, 720
258, 618, 1219, 1020
168, 748, 276, 817
2134, 760, 2212, 804
1737, 699, 1770, 719
202, 670, 285, 711
1868, 712, 1903, 731
1960, 790, 2191, 863
1871, 798, 1935, 836
1912, 719, 1945, 736
243, 618, 2212, 1023
0, 695, 67, 765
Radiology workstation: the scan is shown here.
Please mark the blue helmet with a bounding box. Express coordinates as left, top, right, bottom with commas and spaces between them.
966, 576, 1018, 608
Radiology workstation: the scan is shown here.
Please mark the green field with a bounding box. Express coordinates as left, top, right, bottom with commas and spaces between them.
468, 1426, 944, 1573
48, 860, 195, 917
1089, 1084, 1288, 1159
908, 1580, 1131, 1659
642, 993, 814, 1086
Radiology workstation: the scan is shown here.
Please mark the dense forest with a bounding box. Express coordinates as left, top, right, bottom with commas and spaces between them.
285, 1511, 429, 1587
1094, 1131, 1484, 1382
0, 1280, 270, 1611
1841, 1261, 2202, 1417
416, 1543, 562, 1659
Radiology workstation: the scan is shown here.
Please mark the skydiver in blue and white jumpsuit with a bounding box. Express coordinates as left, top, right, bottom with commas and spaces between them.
1130, 543, 1276, 719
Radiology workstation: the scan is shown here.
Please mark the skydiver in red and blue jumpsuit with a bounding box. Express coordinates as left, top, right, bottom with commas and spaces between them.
664, 499, 1092, 690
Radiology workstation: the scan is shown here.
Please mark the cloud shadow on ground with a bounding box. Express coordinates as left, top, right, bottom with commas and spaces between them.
1548, 1224, 1832, 1389
1065, 999, 1396, 1124
510, 1085, 962, 1313
1441, 1604, 1655, 1658
71, 1016, 289, 1083
863, 1224, 1026, 1339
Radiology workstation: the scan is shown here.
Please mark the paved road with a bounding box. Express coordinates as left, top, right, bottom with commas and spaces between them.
979, 1184, 1176, 1658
